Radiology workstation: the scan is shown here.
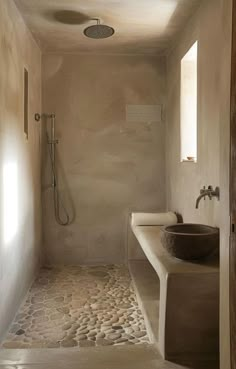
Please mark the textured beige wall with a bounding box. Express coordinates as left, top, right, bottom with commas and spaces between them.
0, 0, 42, 340
166, 0, 232, 368
219, 0, 232, 367
42, 54, 166, 264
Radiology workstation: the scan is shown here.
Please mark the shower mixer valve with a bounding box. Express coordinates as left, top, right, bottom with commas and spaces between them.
195, 185, 220, 209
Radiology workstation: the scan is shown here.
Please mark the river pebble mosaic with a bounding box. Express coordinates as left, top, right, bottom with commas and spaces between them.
2, 265, 149, 348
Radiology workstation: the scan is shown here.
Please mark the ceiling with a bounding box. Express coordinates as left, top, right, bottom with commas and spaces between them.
14, 0, 201, 55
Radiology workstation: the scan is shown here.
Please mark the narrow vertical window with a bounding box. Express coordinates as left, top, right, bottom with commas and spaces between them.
180, 41, 198, 162
24, 68, 28, 140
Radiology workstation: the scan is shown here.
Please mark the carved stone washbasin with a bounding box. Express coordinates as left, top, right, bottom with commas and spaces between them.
161, 223, 219, 261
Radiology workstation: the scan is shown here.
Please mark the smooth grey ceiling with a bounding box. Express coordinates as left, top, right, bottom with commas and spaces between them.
14, 0, 201, 55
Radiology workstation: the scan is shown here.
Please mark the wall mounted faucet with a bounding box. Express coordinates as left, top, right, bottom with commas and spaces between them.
195, 186, 220, 209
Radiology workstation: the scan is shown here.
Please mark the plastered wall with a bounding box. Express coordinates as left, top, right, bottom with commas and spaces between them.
0, 0, 42, 340
42, 54, 166, 264
166, 0, 232, 367
0, 1, 232, 365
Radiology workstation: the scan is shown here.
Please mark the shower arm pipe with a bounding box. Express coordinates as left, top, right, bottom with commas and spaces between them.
91, 18, 101, 25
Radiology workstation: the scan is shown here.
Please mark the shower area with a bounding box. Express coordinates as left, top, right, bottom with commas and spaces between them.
1, 105, 155, 349
2, 89, 159, 347
0, 29, 166, 347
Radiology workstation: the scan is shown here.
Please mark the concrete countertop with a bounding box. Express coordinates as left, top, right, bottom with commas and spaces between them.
131, 225, 219, 278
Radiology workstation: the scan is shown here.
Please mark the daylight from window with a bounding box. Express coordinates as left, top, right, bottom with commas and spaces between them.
3, 162, 18, 245
180, 41, 198, 162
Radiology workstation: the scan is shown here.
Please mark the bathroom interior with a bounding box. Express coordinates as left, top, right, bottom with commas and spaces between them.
0, 0, 233, 368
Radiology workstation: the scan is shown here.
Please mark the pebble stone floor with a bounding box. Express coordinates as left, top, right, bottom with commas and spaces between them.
2, 265, 149, 349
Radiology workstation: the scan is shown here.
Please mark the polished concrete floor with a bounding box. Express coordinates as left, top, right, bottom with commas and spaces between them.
2, 265, 148, 348
0, 344, 219, 369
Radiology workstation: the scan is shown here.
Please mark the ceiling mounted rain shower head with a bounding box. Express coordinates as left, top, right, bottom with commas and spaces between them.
84, 18, 115, 39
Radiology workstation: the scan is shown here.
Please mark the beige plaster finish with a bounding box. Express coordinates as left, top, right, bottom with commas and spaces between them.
14, 0, 200, 55
42, 54, 166, 265
129, 260, 160, 344
218, 1, 232, 368
0, 0, 42, 341
131, 226, 219, 361
165, 0, 232, 367
0, 345, 219, 369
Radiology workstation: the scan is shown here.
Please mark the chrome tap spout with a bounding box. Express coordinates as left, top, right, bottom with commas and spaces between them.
195, 186, 220, 209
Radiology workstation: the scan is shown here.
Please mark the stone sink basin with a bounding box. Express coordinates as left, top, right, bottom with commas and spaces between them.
161, 223, 219, 261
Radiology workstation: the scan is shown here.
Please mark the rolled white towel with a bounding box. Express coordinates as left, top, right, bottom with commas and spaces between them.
131, 212, 177, 227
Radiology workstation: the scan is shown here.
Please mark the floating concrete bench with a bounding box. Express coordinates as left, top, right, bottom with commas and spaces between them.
128, 221, 219, 362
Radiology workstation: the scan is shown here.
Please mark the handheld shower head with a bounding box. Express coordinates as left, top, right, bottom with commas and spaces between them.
84, 18, 115, 39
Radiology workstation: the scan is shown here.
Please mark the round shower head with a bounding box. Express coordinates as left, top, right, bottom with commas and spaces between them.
84, 18, 115, 39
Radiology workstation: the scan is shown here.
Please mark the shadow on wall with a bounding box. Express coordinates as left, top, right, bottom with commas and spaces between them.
164, 1, 201, 36
45, 10, 91, 25
40, 3, 201, 55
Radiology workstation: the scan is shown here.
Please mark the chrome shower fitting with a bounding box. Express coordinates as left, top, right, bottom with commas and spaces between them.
35, 112, 71, 226
83, 18, 115, 39
34, 113, 55, 122
195, 186, 220, 209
